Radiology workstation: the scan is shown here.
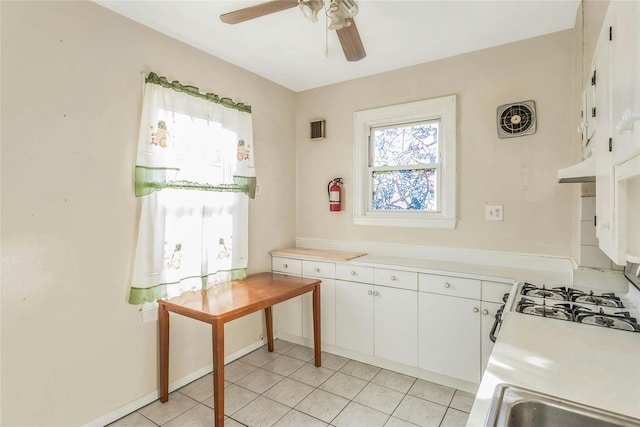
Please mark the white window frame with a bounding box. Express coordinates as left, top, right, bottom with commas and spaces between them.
353, 95, 457, 229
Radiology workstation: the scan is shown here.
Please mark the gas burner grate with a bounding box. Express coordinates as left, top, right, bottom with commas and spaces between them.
574, 307, 640, 332
569, 289, 624, 308
516, 298, 573, 321
521, 283, 568, 301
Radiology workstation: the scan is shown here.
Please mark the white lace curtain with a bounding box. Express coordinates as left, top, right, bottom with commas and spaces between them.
128, 73, 255, 304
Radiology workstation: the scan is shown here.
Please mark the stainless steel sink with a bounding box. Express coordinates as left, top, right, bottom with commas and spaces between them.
485, 384, 640, 427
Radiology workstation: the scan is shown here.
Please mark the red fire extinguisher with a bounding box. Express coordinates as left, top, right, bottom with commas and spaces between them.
328, 178, 343, 212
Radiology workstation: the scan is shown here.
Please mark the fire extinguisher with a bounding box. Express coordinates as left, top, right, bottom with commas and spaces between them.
328, 178, 343, 212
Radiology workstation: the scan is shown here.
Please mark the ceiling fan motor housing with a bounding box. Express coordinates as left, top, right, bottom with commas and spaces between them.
497, 100, 537, 138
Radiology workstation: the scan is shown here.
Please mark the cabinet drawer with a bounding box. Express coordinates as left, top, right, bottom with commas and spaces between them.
272, 257, 302, 275
335, 263, 374, 283
303, 260, 335, 279
374, 268, 417, 291
482, 281, 513, 303
419, 274, 480, 299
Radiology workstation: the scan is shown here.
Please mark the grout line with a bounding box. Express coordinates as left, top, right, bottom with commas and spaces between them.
133, 340, 472, 427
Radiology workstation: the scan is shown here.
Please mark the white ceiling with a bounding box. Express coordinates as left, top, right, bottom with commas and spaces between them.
96, 0, 580, 92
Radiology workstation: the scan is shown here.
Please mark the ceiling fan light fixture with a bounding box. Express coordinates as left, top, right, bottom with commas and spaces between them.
337, 0, 358, 19
299, 0, 324, 23
327, 0, 357, 30
328, 10, 349, 30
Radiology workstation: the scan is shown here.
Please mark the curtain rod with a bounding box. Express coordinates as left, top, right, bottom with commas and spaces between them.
144, 72, 252, 114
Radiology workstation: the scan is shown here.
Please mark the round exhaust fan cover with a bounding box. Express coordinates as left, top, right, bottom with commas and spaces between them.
497, 100, 536, 138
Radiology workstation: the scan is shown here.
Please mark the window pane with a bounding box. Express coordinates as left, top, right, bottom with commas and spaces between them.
372, 122, 439, 167
372, 169, 437, 211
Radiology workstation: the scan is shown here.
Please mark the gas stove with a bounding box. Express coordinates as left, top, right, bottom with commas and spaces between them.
512, 279, 640, 333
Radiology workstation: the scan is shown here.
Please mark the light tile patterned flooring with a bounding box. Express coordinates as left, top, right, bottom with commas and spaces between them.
109, 340, 474, 427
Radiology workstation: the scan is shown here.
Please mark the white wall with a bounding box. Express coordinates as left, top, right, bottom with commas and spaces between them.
0, 1, 296, 425
295, 29, 578, 257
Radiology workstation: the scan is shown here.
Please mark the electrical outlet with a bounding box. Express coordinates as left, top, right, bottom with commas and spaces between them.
485, 205, 504, 221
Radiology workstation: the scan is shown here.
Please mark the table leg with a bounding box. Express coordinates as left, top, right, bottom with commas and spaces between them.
264, 306, 274, 352
212, 320, 225, 427
159, 304, 169, 403
312, 284, 321, 367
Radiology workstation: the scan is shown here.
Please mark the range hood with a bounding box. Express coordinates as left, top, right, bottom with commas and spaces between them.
557, 156, 596, 183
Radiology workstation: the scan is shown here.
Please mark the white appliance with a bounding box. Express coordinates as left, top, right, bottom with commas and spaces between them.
490, 263, 640, 340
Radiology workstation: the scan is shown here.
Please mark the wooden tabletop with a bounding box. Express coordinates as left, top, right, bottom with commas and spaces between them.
157, 272, 321, 323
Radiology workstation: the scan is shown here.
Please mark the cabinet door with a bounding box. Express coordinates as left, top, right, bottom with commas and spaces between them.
274, 296, 303, 338
272, 256, 303, 338
481, 301, 502, 373
611, 0, 640, 164
302, 279, 336, 346
374, 286, 417, 366
594, 8, 618, 261
335, 280, 374, 355
418, 293, 481, 384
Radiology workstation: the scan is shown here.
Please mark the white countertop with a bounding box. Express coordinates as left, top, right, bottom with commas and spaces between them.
468, 311, 640, 426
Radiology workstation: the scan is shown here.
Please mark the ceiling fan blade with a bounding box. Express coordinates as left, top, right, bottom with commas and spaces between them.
220, 1, 298, 25
336, 19, 366, 62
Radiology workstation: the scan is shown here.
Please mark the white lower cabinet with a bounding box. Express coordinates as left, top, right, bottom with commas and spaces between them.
335, 280, 374, 355
374, 285, 418, 366
419, 292, 481, 383
481, 301, 503, 371
272, 252, 512, 385
335, 279, 417, 366
272, 257, 303, 338
418, 275, 512, 384
302, 278, 336, 346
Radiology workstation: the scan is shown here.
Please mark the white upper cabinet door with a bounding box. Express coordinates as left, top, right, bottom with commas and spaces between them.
594, 7, 618, 262
374, 286, 418, 367
611, 0, 640, 164
335, 280, 374, 355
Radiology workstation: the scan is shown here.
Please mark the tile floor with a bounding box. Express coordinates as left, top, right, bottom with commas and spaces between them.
109, 340, 474, 427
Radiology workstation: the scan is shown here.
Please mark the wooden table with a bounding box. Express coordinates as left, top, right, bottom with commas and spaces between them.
158, 272, 322, 427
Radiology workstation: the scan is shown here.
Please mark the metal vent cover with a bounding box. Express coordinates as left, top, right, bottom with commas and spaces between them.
497, 100, 537, 138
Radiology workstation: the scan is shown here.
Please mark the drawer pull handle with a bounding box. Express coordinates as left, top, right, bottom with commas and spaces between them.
351, 271, 357, 276
473, 307, 479, 313
283, 264, 288, 269
390, 276, 397, 281
314, 267, 320, 272
482, 309, 489, 315
368, 290, 373, 296
374, 291, 379, 296
444, 282, 451, 288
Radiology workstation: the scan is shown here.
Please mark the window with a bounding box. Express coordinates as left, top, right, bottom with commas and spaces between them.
129, 73, 255, 305
354, 95, 457, 228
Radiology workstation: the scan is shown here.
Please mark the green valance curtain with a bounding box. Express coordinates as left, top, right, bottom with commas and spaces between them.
129, 73, 256, 305
134, 72, 256, 198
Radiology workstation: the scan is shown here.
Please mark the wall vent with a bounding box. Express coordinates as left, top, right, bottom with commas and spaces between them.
310, 120, 326, 140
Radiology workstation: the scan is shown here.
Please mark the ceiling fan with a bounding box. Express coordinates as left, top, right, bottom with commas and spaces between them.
220, 0, 366, 62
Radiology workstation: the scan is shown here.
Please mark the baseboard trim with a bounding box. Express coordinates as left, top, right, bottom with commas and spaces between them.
83, 338, 265, 427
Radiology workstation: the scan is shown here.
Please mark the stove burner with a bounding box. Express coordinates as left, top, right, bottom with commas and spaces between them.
521, 283, 568, 301
570, 289, 624, 308
516, 298, 573, 321
573, 307, 640, 332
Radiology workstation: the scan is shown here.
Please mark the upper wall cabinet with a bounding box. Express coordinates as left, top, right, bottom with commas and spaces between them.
611, 0, 640, 165
591, 1, 640, 264
593, 6, 616, 260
